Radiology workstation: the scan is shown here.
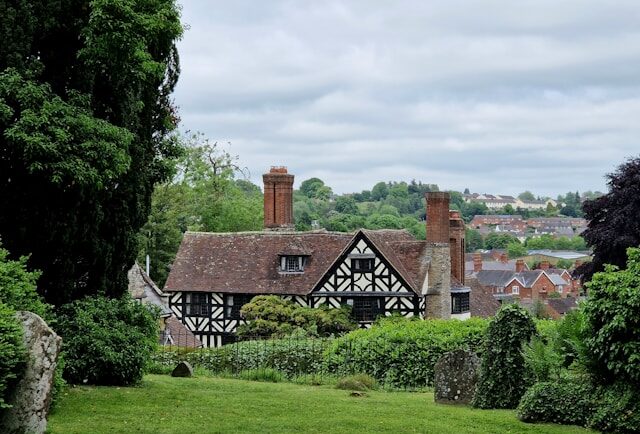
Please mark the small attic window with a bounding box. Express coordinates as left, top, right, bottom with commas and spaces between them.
352, 258, 374, 272
280, 256, 305, 273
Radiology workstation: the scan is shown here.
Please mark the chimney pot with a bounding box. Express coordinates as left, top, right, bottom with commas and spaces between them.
473, 253, 482, 272
500, 253, 508, 263
540, 260, 550, 270
263, 166, 295, 229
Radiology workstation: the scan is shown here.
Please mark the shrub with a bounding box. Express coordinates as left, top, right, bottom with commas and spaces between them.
336, 374, 377, 391
517, 381, 594, 426
0, 247, 48, 319
582, 248, 640, 387
238, 368, 284, 383
472, 304, 536, 409
589, 382, 640, 434
237, 295, 356, 338
0, 302, 24, 410
325, 317, 488, 389
523, 336, 562, 383
55, 296, 159, 385
151, 337, 331, 379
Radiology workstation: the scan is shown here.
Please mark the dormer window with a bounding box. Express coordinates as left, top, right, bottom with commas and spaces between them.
280, 255, 305, 273
352, 258, 374, 272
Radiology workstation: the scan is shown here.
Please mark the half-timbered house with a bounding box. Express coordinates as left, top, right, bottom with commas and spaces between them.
164, 167, 470, 347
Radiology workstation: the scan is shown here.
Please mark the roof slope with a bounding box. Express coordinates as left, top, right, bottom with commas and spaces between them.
164, 229, 432, 296
164, 231, 353, 295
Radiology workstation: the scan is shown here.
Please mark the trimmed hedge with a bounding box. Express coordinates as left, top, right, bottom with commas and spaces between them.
152, 338, 330, 378
325, 317, 488, 388
589, 382, 640, 434
517, 381, 594, 426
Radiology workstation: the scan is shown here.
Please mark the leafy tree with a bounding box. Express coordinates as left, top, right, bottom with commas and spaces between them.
300, 178, 332, 200
335, 196, 358, 215
580, 156, 640, 281
556, 259, 573, 269
238, 295, 356, 338
465, 228, 484, 252
371, 182, 389, 201
519, 191, 536, 201
138, 135, 262, 287
365, 214, 402, 230
460, 201, 489, 222
485, 233, 519, 250
507, 241, 527, 259
503, 204, 516, 214
583, 248, 640, 387
0, 1, 183, 305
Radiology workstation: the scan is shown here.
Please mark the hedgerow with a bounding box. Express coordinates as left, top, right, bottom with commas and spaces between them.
517, 381, 594, 425
325, 317, 488, 388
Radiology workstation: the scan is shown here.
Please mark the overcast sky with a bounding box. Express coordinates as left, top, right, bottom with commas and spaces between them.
174, 1, 640, 197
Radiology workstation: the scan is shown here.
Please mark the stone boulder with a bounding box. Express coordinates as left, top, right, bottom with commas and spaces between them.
434, 349, 480, 405
0, 311, 62, 434
171, 361, 193, 378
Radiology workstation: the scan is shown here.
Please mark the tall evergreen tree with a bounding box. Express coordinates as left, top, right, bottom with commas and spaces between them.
0, 0, 183, 305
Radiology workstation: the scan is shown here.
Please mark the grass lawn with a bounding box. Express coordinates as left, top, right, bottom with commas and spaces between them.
48, 375, 593, 434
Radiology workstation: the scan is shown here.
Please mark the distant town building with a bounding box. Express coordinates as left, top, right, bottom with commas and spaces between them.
463, 193, 560, 210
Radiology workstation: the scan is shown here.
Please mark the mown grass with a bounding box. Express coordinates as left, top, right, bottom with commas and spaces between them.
47, 374, 594, 434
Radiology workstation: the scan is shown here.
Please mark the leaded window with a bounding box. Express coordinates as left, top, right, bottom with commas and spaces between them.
451, 293, 470, 314
186, 293, 209, 317
348, 297, 383, 322
226, 294, 254, 319
280, 256, 305, 272
352, 258, 374, 272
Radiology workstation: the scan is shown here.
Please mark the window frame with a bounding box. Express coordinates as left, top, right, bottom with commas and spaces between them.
347, 297, 383, 322
186, 293, 210, 317
512, 285, 520, 295
226, 294, 254, 320
451, 292, 470, 314
280, 255, 305, 273
352, 258, 375, 273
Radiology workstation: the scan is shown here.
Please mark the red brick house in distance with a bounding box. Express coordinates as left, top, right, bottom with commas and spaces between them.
163, 167, 471, 347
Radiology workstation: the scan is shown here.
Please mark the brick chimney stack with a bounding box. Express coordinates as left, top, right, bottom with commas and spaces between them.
540, 260, 550, 271
449, 210, 465, 284
473, 253, 482, 272
263, 166, 294, 230
425, 192, 450, 244
516, 259, 525, 273
499, 253, 508, 263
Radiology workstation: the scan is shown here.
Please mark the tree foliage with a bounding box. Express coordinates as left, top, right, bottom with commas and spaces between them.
580, 156, 640, 281
238, 296, 357, 338
138, 134, 263, 287
473, 304, 536, 409
55, 295, 159, 385
582, 248, 640, 387
0, 0, 183, 305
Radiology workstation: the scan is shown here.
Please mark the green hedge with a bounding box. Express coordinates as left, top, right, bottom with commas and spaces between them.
152, 338, 330, 378
517, 381, 594, 426
589, 382, 640, 434
324, 317, 488, 388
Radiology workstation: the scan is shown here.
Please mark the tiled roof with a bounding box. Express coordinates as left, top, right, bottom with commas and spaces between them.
465, 260, 524, 275
467, 278, 500, 317
164, 229, 431, 296
475, 269, 544, 288
546, 298, 578, 315
161, 317, 202, 348
164, 230, 353, 295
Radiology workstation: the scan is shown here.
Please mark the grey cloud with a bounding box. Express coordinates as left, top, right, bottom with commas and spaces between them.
174, 0, 640, 197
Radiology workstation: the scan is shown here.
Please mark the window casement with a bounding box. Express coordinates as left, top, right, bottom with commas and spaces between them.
280, 256, 305, 273
186, 293, 209, 317
512, 285, 520, 295
226, 294, 254, 320
451, 293, 470, 314
346, 297, 383, 322
352, 258, 375, 273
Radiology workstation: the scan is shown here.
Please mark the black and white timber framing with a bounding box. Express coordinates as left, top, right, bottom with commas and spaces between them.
168, 231, 423, 347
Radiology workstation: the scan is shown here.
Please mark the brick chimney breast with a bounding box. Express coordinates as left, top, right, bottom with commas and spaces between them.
425, 192, 451, 244
263, 166, 295, 229
473, 253, 482, 272
516, 259, 525, 273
